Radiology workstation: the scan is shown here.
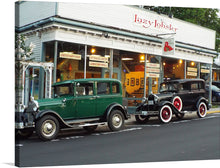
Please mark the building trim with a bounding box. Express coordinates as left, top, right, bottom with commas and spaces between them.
16, 16, 218, 57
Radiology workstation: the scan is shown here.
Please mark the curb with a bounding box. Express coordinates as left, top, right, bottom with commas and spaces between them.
207, 110, 220, 114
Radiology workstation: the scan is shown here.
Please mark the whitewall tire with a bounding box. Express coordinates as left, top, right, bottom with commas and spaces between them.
159, 105, 173, 123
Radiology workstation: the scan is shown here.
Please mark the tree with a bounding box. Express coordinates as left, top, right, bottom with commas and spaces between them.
143, 6, 220, 51
15, 34, 35, 60
15, 33, 35, 108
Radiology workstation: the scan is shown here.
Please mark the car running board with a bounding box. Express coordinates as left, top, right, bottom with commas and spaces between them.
63, 118, 106, 128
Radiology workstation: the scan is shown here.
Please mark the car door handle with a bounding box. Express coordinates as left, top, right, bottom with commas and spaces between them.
62, 98, 66, 103
92, 96, 100, 98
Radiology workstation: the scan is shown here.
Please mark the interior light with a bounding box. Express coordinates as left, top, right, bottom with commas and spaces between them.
140, 55, 145, 62
140, 55, 145, 60
163, 62, 166, 66
91, 48, 96, 54
191, 61, 195, 66
122, 58, 134, 61
179, 59, 183, 64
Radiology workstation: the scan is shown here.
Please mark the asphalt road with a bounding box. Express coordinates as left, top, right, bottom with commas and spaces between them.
15, 113, 220, 167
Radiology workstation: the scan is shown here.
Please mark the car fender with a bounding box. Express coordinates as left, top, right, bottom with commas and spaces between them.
158, 101, 179, 114
158, 101, 173, 107
35, 110, 69, 128
196, 97, 209, 110
105, 103, 128, 121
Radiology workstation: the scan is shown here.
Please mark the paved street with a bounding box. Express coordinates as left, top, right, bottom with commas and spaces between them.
15, 112, 220, 167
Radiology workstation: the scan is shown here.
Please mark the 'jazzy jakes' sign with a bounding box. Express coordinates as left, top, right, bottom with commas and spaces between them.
134, 14, 178, 32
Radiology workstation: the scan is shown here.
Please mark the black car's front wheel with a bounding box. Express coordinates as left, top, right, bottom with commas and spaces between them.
108, 110, 124, 131
159, 105, 173, 123
15, 129, 33, 139
83, 125, 98, 133
36, 115, 60, 141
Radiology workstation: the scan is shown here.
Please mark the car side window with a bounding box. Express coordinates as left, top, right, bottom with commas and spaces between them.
97, 82, 110, 95
54, 84, 72, 97
191, 83, 198, 90
76, 83, 94, 96
198, 82, 205, 90
179, 83, 190, 92
112, 82, 120, 94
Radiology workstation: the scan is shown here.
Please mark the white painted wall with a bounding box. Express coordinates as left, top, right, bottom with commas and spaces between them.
58, 3, 216, 49
17, 2, 215, 64
26, 34, 42, 61
15, 1, 56, 27
17, 2, 216, 49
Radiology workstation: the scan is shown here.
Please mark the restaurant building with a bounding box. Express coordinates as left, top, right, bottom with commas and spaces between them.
15, 1, 218, 105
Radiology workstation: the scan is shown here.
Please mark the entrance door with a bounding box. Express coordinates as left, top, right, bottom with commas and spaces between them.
24, 67, 40, 105
31, 68, 40, 100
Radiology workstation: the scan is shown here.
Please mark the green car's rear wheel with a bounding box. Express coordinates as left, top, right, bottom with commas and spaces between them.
108, 110, 124, 131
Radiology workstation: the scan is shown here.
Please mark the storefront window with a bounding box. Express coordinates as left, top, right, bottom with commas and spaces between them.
86, 46, 109, 79
121, 51, 144, 103
163, 57, 185, 80
200, 63, 211, 82
121, 51, 160, 105
186, 61, 198, 79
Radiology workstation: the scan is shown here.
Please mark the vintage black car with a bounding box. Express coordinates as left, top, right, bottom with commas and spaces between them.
135, 79, 210, 123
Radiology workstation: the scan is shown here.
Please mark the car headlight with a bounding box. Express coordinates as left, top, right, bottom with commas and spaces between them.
32, 100, 39, 112
154, 95, 159, 103
26, 97, 39, 112
21, 104, 26, 112
142, 97, 147, 103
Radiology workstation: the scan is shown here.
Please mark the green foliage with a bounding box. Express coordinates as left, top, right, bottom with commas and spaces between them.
15, 33, 35, 60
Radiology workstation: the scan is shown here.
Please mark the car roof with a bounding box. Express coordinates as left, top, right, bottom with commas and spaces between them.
52, 78, 121, 86
163, 79, 205, 84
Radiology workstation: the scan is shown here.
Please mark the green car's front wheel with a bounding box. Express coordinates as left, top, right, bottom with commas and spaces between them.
36, 115, 60, 141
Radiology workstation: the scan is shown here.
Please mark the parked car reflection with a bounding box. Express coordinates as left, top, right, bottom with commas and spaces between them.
206, 85, 220, 102
212, 81, 220, 88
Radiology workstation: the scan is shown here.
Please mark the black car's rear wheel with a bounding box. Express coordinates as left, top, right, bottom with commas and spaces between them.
159, 105, 172, 123
135, 115, 150, 124
36, 115, 60, 141
175, 113, 185, 119
197, 102, 207, 118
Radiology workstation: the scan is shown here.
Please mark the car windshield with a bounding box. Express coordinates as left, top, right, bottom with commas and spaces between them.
212, 85, 220, 92
53, 84, 72, 97
160, 82, 178, 93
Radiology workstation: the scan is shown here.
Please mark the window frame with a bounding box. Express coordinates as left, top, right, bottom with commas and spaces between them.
75, 82, 94, 97
97, 82, 110, 95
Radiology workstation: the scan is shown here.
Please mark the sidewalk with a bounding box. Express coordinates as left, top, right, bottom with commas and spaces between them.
207, 105, 220, 114
126, 104, 220, 124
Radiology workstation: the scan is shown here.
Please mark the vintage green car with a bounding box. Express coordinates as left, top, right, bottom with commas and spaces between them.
15, 78, 129, 141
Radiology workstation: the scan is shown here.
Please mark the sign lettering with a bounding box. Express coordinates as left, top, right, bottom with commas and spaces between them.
89, 55, 108, 62
89, 61, 108, 68
60, 52, 81, 60
201, 69, 210, 73
134, 14, 178, 32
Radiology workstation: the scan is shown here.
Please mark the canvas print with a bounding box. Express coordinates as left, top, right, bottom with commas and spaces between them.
15, 1, 220, 167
